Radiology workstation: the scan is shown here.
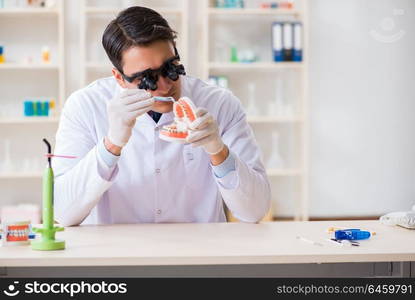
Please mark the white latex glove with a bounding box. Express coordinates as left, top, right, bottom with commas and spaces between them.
186, 108, 224, 155
107, 88, 154, 147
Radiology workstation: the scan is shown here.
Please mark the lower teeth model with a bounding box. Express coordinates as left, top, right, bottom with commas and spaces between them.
159, 97, 198, 143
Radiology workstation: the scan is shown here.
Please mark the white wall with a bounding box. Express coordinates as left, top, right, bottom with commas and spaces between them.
309, 0, 415, 217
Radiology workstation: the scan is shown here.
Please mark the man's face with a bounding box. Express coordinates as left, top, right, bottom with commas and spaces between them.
113, 40, 181, 114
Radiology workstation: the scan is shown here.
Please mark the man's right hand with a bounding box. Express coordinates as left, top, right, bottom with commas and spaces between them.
106, 88, 154, 148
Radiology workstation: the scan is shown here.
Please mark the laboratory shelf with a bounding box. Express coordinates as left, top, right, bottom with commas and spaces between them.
0, 117, 60, 124
0, 63, 59, 70
84, 7, 182, 15
247, 116, 303, 123
266, 168, 302, 176
208, 8, 300, 16
208, 62, 303, 70
203, 0, 309, 221
0, 8, 59, 15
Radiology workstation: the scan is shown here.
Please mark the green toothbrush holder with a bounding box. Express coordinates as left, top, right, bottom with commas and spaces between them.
31, 139, 65, 251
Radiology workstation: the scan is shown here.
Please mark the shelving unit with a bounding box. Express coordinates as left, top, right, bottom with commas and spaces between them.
0, 1, 64, 183
79, 0, 189, 86
202, 0, 309, 221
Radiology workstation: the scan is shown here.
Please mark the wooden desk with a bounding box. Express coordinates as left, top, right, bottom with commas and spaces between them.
0, 221, 414, 277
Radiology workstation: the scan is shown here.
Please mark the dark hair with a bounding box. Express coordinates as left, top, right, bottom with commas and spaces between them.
102, 6, 177, 72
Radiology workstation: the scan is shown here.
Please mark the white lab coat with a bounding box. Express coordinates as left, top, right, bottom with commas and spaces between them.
53, 75, 270, 226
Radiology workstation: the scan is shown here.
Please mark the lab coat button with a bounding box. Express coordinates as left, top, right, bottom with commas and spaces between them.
155, 168, 161, 174
156, 209, 162, 215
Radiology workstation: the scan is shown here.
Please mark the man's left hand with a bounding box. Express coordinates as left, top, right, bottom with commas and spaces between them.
186, 108, 225, 155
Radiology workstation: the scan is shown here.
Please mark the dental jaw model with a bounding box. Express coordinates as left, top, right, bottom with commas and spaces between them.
159, 97, 197, 143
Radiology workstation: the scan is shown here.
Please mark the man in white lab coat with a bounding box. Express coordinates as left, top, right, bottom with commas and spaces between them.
53, 6, 270, 226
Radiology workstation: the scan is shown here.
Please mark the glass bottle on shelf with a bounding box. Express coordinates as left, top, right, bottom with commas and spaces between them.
215, 42, 228, 62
